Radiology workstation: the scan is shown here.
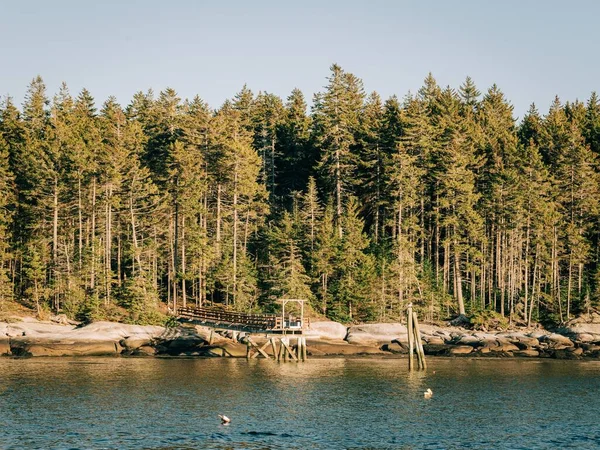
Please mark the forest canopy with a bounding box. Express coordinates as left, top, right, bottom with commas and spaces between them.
1, 65, 599, 326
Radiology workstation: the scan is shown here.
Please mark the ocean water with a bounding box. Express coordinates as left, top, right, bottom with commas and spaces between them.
0, 356, 599, 449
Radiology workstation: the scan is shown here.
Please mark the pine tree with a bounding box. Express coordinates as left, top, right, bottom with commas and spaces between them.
266, 212, 313, 307
0, 134, 15, 305
252, 92, 285, 204
277, 88, 313, 202
584, 92, 600, 155
357, 91, 386, 241
313, 64, 365, 237
333, 197, 376, 321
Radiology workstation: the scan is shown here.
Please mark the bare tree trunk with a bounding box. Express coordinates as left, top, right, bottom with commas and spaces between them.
170, 214, 176, 312
567, 254, 572, 320
91, 177, 96, 291
335, 147, 342, 239
130, 194, 143, 274
53, 177, 59, 311
181, 214, 187, 308
104, 183, 112, 305
174, 202, 179, 310
216, 184, 222, 256
78, 176, 83, 271
233, 166, 238, 305
553, 226, 563, 322
454, 238, 465, 316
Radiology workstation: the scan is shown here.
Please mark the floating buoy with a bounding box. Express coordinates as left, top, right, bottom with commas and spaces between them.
424, 388, 433, 399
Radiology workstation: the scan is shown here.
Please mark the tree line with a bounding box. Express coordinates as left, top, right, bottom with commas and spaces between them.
0, 64, 599, 325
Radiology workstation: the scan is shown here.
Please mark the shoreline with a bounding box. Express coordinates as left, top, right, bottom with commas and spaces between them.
2, 316, 600, 360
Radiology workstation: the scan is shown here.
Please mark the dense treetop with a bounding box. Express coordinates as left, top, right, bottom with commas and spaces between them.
1, 66, 599, 326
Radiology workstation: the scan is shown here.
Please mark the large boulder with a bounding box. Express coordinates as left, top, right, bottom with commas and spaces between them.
422, 335, 445, 345
3, 320, 75, 338
449, 345, 473, 355
119, 337, 152, 351
539, 333, 574, 349
346, 323, 407, 345
304, 321, 348, 341
9, 337, 120, 357
564, 323, 600, 343
423, 343, 454, 356
381, 342, 407, 354
133, 345, 157, 356
71, 321, 165, 340
455, 335, 480, 347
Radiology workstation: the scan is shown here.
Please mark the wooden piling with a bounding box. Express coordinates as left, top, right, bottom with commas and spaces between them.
270, 337, 278, 360
412, 311, 427, 370
296, 337, 302, 361
302, 337, 308, 361
407, 304, 414, 370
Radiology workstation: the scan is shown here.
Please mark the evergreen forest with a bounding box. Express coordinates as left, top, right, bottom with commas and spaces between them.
1, 65, 599, 326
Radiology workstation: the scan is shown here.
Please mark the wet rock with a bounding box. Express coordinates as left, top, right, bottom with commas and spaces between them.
381, 342, 406, 354
423, 344, 454, 356
9, 337, 120, 357
119, 337, 152, 351
449, 345, 473, 355
133, 345, 156, 356
581, 344, 600, 352
422, 335, 445, 345
514, 350, 540, 357
493, 343, 520, 353
161, 336, 206, 355
306, 339, 386, 356
551, 349, 581, 360
510, 336, 540, 350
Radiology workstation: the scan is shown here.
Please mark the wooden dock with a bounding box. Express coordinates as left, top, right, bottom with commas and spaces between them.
177, 301, 310, 362
177, 305, 309, 333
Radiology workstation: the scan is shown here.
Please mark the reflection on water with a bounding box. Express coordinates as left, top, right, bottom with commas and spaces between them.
1, 357, 599, 449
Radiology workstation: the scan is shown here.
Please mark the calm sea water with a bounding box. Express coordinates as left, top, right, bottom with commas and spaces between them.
0, 356, 599, 449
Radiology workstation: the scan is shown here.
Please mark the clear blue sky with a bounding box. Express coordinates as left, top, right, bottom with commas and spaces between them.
2, 0, 599, 119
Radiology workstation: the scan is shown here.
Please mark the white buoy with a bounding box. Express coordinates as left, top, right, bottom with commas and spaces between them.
218, 414, 231, 424
424, 388, 433, 399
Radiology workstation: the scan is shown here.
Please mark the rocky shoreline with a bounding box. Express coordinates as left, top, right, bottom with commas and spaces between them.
2, 316, 600, 359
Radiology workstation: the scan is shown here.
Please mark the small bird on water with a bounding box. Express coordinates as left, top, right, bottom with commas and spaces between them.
218, 414, 231, 425
424, 388, 433, 399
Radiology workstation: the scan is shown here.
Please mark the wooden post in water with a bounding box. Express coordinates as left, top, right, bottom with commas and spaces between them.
270, 337, 278, 361
407, 304, 414, 370
412, 311, 427, 370
302, 337, 308, 361
296, 337, 302, 361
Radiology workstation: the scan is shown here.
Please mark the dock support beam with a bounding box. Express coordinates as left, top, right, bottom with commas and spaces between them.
245, 336, 307, 362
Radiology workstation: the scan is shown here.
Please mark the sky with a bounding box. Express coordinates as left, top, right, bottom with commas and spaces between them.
2, 0, 599, 120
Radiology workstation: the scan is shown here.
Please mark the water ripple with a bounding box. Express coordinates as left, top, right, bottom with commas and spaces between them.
0, 357, 599, 449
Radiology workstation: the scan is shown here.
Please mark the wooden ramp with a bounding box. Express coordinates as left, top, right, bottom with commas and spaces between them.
177, 306, 309, 333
